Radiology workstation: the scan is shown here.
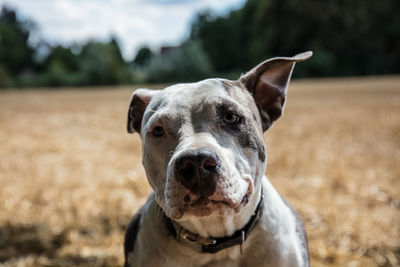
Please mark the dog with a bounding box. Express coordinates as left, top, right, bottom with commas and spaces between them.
124, 51, 313, 267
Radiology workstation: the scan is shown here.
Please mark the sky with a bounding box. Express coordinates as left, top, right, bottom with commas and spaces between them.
0, 0, 246, 60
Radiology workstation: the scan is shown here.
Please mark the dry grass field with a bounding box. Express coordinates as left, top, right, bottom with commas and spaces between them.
0, 77, 399, 267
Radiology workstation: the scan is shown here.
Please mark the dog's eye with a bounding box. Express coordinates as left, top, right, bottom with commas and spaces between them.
152, 126, 165, 137
223, 113, 241, 124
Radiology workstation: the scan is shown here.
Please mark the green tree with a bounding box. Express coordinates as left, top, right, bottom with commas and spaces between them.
0, 6, 35, 86
38, 46, 82, 86
42, 46, 79, 72
190, 11, 244, 75
38, 39, 133, 87
133, 46, 153, 67
79, 39, 132, 85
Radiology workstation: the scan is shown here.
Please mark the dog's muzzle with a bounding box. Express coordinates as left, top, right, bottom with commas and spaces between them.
174, 148, 220, 197
164, 190, 264, 254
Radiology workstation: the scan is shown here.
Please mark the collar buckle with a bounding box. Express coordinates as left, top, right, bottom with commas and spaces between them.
240, 230, 245, 254
180, 229, 217, 245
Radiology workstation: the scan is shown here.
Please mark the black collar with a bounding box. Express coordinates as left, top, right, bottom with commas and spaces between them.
164, 192, 264, 254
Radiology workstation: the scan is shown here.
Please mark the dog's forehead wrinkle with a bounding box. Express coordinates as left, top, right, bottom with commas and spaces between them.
144, 80, 243, 137
220, 78, 262, 122
142, 96, 166, 124
149, 79, 255, 124
162, 79, 228, 104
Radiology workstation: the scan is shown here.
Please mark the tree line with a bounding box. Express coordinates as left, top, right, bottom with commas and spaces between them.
188, 0, 400, 78
1, 0, 399, 88
0, 7, 132, 88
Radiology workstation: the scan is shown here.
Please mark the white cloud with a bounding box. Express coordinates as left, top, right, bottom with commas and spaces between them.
0, 0, 245, 60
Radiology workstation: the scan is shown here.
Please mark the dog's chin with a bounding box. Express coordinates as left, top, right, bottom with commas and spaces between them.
166, 194, 250, 221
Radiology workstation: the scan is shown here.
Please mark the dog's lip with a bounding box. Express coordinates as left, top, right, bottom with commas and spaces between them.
170, 192, 252, 220
189, 178, 253, 209
190, 196, 242, 209
191, 197, 210, 207
166, 177, 255, 219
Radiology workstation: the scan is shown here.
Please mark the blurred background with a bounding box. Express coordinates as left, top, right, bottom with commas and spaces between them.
0, 0, 399, 88
0, 0, 399, 267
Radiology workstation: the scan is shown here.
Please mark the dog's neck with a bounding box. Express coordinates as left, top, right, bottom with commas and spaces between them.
177, 183, 263, 238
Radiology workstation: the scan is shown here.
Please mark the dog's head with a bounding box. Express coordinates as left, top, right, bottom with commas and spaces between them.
127, 52, 312, 220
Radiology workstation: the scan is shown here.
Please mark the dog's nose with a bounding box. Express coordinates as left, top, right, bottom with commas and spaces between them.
175, 149, 219, 197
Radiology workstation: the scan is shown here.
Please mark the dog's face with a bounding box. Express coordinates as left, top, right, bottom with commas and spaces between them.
127, 52, 312, 221
134, 80, 265, 220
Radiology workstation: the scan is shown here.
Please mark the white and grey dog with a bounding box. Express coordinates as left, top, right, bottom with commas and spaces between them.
124, 51, 313, 267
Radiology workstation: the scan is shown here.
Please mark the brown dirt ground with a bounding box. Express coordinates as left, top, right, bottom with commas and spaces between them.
0, 77, 399, 266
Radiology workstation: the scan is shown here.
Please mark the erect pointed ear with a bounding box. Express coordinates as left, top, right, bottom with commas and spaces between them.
127, 88, 158, 134
240, 51, 312, 131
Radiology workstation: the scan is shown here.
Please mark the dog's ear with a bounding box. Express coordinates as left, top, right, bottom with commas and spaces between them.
127, 88, 158, 134
240, 51, 312, 131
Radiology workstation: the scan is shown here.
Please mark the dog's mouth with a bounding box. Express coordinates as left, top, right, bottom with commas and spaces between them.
165, 193, 250, 220
190, 193, 249, 208
170, 189, 252, 219
191, 197, 210, 207
162, 176, 254, 220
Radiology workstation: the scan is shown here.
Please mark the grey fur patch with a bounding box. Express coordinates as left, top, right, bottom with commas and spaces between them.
216, 104, 265, 162
219, 79, 266, 162
124, 207, 143, 267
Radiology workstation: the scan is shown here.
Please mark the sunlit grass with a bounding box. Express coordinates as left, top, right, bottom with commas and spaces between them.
0, 77, 399, 266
